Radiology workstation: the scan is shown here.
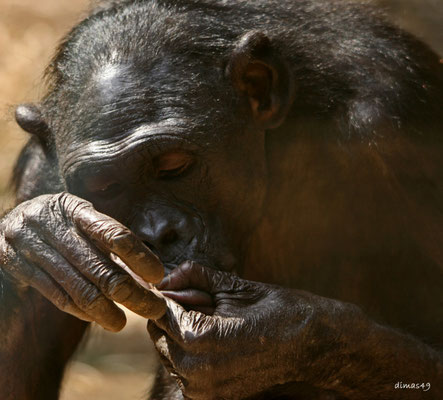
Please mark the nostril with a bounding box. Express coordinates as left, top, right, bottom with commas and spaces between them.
161, 230, 178, 246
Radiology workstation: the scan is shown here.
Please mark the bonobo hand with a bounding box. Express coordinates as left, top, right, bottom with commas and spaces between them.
148, 262, 367, 400
0, 192, 166, 331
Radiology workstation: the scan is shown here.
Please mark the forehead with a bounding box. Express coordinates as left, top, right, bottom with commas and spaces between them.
56, 58, 228, 177
56, 60, 186, 172
93, 63, 128, 105
48, 2, 238, 175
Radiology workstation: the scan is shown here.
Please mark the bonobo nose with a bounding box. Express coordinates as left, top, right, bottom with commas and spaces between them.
130, 207, 201, 264
142, 219, 180, 249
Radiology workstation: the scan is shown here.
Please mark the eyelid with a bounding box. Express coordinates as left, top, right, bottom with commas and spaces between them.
81, 172, 124, 196
90, 182, 124, 200
155, 152, 193, 169
154, 151, 194, 178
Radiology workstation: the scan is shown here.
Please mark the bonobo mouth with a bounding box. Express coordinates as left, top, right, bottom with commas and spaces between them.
110, 235, 238, 314
111, 246, 236, 284
142, 240, 238, 276
163, 259, 238, 276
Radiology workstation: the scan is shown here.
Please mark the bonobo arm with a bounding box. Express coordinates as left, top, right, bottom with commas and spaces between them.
0, 273, 90, 399
0, 139, 165, 399
0, 139, 86, 399
150, 263, 443, 400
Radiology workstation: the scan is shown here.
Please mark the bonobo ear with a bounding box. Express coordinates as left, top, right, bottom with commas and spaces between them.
226, 31, 294, 129
15, 104, 51, 145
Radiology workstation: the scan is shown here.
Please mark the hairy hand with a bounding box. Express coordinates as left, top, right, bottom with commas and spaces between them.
0, 192, 166, 331
148, 262, 362, 399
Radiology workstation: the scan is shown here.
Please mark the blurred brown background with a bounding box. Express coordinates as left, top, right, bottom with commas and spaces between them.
0, 0, 441, 399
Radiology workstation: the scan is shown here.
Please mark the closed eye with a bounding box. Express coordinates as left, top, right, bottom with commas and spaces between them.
90, 182, 124, 199
98, 182, 123, 196
154, 152, 194, 180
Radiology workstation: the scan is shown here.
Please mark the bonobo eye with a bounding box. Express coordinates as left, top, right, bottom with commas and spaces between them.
87, 180, 124, 199
154, 152, 194, 180
96, 182, 124, 197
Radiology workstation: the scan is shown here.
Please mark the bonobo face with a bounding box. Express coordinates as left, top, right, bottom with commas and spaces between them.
57, 58, 268, 273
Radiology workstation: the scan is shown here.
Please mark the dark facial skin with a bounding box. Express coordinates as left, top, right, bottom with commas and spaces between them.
1, 1, 443, 399
58, 59, 268, 274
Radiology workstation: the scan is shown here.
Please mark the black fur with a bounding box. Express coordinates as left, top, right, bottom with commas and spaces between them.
2, 1, 442, 399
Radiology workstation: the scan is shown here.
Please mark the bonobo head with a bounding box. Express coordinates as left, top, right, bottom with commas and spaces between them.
15, 1, 295, 273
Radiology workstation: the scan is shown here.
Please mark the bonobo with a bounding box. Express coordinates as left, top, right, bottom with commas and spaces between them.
1, 0, 442, 399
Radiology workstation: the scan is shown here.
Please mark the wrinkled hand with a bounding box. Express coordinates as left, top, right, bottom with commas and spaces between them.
148, 262, 356, 400
0, 192, 166, 331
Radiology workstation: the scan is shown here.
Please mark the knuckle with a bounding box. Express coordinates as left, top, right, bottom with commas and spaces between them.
53, 192, 75, 211
52, 192, 92, 221
23, 195, 56, 223
1, 195, 59, 241
58, 226, 78, 244
102, 273, 133, 302
182, 260, 197, 274
103, 226, 133, 252
85, 221, 126, 243
81, 294, 103, 313
73, 282, 103, 311
184, 311, 215, 344
182, 261, 205, 279
2, 212, 27, 242
106, 226, 132, 243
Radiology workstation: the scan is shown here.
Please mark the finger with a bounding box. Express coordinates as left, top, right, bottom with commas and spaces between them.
45, 229, 166, 320
157, 261, 233, 294
161, 289, 214, 310
185, 305, 215, 315
6, 252, 92, 322
21, 237, 126, 332
154, 299, 188, 342
153, 298, 214, 348
28, 270, 94, 323
55, 193, 164, 283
